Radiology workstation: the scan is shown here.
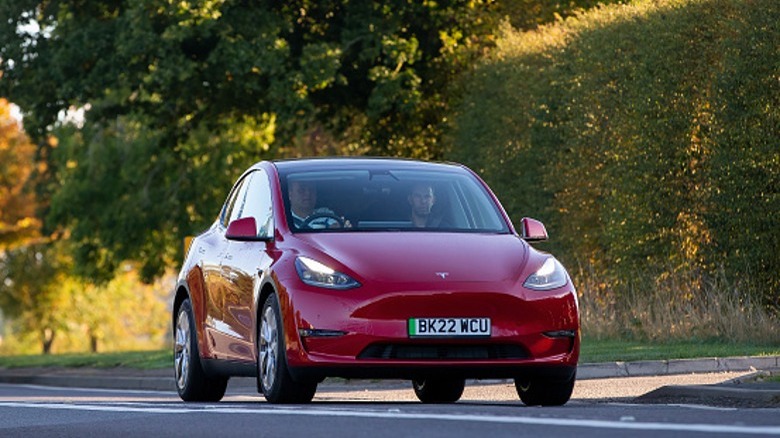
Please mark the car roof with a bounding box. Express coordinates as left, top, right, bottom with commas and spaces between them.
269, 157, 467, 173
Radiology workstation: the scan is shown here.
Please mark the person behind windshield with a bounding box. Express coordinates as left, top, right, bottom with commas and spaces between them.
288, 180, 349, 229
408, 183, 443, 228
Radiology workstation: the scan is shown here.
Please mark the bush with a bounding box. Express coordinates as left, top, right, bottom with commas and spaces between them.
450, 0, 780, 326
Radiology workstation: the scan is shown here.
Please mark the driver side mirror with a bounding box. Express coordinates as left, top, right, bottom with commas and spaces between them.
226, 217, 270, 241
520, 217, 548, 242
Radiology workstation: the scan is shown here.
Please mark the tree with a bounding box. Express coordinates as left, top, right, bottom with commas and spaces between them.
0, 98, 40, 249
450, 0, 780, 308
0, 0, 499, 281
0, 1, 632, 281
0, 243, 68, 353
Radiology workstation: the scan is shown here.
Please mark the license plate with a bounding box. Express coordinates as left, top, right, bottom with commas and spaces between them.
408, 318, 491, 337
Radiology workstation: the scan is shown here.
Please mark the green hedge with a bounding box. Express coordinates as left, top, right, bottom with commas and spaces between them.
450, 0, 779, 307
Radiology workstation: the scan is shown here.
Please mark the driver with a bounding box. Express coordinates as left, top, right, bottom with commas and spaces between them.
288, 180, 350, 229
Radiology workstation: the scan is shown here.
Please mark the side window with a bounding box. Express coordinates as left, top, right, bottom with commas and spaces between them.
221, 175, 250, 228
240, 170, 274, 239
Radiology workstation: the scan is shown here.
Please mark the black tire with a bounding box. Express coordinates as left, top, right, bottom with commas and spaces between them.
257, 293, 317, 403
514, 371, 576, 406
173, 299, 228, 402
412, 378, 466, 403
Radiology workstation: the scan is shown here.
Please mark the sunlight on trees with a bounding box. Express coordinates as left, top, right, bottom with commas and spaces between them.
0, 98, 40, 250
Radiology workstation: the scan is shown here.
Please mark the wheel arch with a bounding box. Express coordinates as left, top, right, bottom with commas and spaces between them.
172, 281, 191, 331
255, 281, 278, 339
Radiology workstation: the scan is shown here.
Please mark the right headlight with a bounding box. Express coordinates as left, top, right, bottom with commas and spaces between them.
523, 257, 568, 290
295, 256, 360, 290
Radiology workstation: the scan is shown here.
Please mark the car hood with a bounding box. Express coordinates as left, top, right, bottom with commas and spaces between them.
294, 232, 529, 284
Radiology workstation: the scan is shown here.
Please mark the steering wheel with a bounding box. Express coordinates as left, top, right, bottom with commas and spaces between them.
302, 212, 345, 229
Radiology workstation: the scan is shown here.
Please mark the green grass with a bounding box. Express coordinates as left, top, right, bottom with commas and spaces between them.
0, 349, 172, 369
0, 340, 778, 370
580, 339, 780, 363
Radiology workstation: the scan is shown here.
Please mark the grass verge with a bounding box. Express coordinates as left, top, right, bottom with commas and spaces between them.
0, 349, 171, 369
580, 339, 780, 363
0, 340, 778, 370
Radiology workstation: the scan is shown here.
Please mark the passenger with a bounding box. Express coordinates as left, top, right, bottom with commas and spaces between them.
407, 183, 444, 228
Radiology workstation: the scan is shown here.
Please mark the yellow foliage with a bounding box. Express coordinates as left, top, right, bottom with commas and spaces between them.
0, 98, 40, 249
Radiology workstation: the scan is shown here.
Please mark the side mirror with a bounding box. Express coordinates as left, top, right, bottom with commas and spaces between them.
226, 217, 269, 241
520, 217, 548, 242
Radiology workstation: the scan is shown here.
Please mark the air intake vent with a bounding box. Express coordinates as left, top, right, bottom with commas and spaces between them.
357, 343, 529, 360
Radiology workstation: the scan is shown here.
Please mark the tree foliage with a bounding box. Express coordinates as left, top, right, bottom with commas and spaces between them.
451, 0, 780, 308
0, 0, 614, 282
0, 98, 40, 249
0, 0, 501, 280
0, 0, 615, 351
0, 242, 169, 354
0, 244, 68, 353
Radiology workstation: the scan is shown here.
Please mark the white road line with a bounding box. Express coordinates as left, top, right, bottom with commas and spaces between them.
0, 402, 779, 435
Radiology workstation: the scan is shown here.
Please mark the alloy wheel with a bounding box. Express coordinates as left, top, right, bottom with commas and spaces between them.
174, 308, 190, 391
259, 305, 279, 391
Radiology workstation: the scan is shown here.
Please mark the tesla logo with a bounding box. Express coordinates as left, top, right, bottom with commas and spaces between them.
435, 272, 449, 279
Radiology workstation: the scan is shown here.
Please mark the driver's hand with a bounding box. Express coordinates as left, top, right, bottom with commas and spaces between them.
328, 218, 352, 229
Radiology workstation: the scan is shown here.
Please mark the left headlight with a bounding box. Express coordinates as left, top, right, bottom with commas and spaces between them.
523, 257, 569, 291
295, 256, 361, 290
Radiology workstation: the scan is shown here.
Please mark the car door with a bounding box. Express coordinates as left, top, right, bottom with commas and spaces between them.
202, 174, 253, 360
218, 169, 275, 363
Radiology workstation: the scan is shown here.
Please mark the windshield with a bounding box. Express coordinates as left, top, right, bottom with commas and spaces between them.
280, 167, 510, 233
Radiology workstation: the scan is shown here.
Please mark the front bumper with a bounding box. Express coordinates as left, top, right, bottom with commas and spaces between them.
279, 278, 580, 381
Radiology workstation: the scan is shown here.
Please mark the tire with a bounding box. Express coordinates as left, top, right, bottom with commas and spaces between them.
258, 293, 317, 403
514, 371, 576, 406
412, 378, 465, 403
173, 299, 228, 402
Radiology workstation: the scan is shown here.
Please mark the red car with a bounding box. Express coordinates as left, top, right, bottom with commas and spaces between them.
173, 158, 579, 405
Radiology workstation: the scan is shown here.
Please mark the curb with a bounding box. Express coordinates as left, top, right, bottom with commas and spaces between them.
577, 355, 780, 380
0, 374, 177, 392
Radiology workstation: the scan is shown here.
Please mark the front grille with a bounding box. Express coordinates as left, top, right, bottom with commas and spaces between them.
357, 343, 529, 360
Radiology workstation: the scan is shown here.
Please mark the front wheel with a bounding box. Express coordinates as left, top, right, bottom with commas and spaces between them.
514, 371, 576, 406
174, 299, 228, 402
412, 378, 465, 403
258, 294, 317, 403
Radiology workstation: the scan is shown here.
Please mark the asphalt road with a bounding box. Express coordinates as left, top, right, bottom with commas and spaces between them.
2, 373, 779, 437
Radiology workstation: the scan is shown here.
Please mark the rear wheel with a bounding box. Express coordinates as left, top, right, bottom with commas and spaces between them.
514, 371, 576, 406
258, 293, 317, 403
412, 378, 465, 403
174, 299, 228, 402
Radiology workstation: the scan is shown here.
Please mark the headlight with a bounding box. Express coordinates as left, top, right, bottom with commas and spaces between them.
295, 256, 360, 290
523, 257, 568, 290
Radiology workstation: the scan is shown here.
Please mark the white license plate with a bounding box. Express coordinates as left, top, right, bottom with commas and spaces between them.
408, 318, 491, 337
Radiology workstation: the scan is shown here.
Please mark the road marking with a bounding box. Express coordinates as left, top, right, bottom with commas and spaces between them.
0, 402, 779, 435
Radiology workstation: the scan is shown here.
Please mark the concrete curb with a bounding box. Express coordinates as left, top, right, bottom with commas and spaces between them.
0, 374, 177, 392
577, 355, 780, 380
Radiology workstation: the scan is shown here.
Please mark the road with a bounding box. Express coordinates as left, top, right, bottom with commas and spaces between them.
1, 372, 779, 437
